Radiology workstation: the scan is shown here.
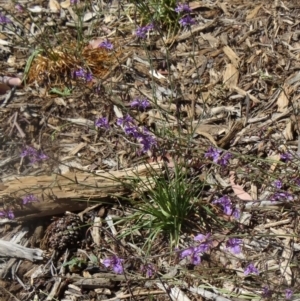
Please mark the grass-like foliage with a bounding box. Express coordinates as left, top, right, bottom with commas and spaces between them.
120, 161, 205, 250
130, 0, 179, 32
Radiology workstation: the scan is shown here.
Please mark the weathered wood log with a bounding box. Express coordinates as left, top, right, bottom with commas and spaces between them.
0, 162, 162, 221
0, 239, 43, 261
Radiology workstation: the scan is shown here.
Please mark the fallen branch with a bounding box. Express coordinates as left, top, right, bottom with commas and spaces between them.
0, 162, 163, 220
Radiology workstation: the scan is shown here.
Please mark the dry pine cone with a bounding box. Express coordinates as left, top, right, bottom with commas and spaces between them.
41, 212, 83, 251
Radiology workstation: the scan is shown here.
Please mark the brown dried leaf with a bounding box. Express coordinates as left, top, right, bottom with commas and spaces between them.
229, 171, 253, 201
60, 0, 70, 8
223, 46, 240, 68
49, 0, 60, 12
223, 63, 239, 90
277, 85, 290, 112
246, 4, 263, 20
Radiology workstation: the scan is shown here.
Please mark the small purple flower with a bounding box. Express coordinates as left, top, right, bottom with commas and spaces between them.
71, 0, 79, 4
38, 153, 48, 161
74, 68, 85, 78
213, 196, 233, 216
0, 210, 15, 219
130, 98, 150, 110
194, 233, 211, 242
0, 14, 12, 24
175, 3, 191, 13
103, 256, 124, 274
85, 72, 93, 82
7, 210, 15, 219
244, 263, 259, 276
191, 253, 201, 265
22, 194, 39, 205
74, 68, 93, 82
15, 4, 24, 12
124, 125, 139, 137
98, 40, 114, 50
179, 15, 195, 26
141, 264, 154, 278
262, 286, 272, 298
270, 191, 293, 202
95, 117, 110, 129
233, 208, 241, 219
21, 146, 48, 164
21, 146, 37, 158
218, 152, 232, 167
285, 289, 293, 300
226, 238, 242, 254
135, 24, 154, 39
180, 247, 194, 259
205, 146, 221, 163
281, 152, 293, 161
273, 179, 282, 189
116, 114, 134, 127
136, 128, 157, 153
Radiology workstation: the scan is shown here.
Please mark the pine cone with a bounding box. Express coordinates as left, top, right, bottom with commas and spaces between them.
42, 212, 83, 251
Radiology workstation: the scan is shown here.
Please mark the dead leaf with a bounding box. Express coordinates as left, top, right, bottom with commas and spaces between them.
223, 63, 239, 90
277, 86, 290, 112
223, 46, 240, 68
60, 0, 70, 8
246, 4, 263, 20
233, 86, 260, 103
229, 171, 253, 201
49, 0, 60, 12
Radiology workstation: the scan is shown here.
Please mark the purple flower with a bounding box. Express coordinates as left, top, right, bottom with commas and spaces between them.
74, 68, 85, 78
262, 286, 272, 298
141, 264, 154, 278
124, 125, 139, 137
205, 146, 221, 163
98, 40, 114, 50
0, 210, 15, 219
0, 14, 12, 24
281, 152, 293, 161
74, 68, 93, 82
22, 194, 39, 205
226, 238, 242, 254
95, 117, 110, 129
285, 289, 293, 300
244, 263, 259, 276
180, 247, 202, 265
218, 152, 232, 167
273, 179, 282, 189
135, 24, 154, 39
180, 247, 194, 259
136, 128, 157, 153
179, 15, 195, 26
213, 196, 234, 216
116, 115, 134, 127
85, 72, 93, 82
21, 146, 37, 158
130, 98, 150, 110
21, 146, 48, 164
270, 191, 293, 202
103, 256, 124, 274
7, 210, 15, 219
191, 253, 201, 265
71, 0, 79, 4
175, 3, 191, 13
233, 208, 241, 219
194, 233, 210, 242
15, 4, 24, 12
